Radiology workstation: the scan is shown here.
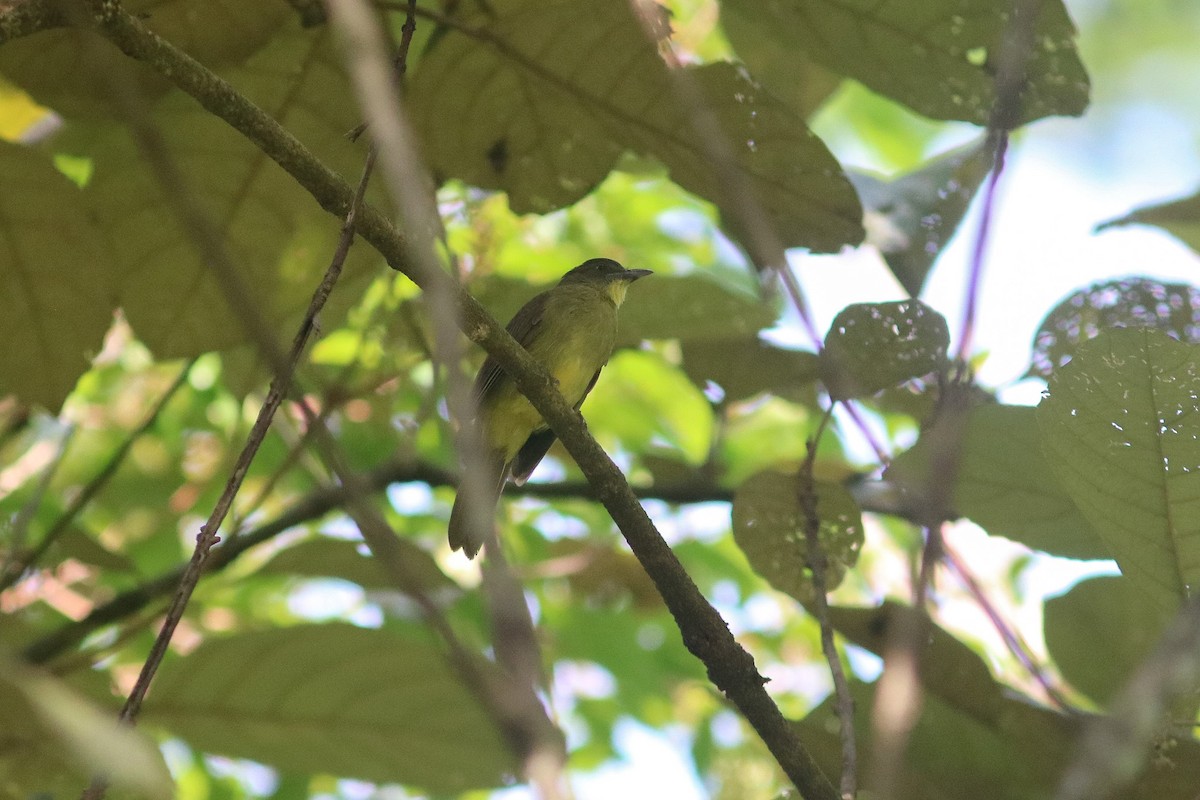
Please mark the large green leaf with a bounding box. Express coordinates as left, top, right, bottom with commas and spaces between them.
681, 338, 820, 402
820, 300, 950, 400
0, 0, 289, 118
1027, 278, 1200, 378
1038, 328, 1200, 610
0, 654, 172, 799
731, 471, 863, 603
408, 0, 863, 253
887, 404, 1108, 560
1044, 575, 1172, 706
67, 22, 380, 358
0, 142, 115, 410
721, 0, 1090, 125
850, 140, 995, 297
143, 624, 514, 792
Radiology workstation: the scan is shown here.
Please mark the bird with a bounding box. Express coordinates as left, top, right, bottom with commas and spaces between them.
448, 258, 652, 558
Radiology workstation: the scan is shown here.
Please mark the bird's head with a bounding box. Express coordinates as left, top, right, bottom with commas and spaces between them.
559, 258, 652, 306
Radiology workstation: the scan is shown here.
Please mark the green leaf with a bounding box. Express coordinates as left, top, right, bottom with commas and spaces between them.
827, 602, 1003, 721
1098, 190, 1200, 254
721, 0, 1090, 125
408, 0, 863, 253
1027, 278, 1200, 379
720, 4, 841, 118
0, 654, 173, 799
886, 404, 1108, 560
258, 537, 459, 596
68, 23, 380, 358
0, 142, 115, 410
1038, 328, 1200, 610
720, 397, 818, 484
850, 140, 995, 297
143, 624, 514, 793
0, 0, 289, 118
681, 338, 820, 402
587, 350, 714, 465
820, 300, 950, 400
731, 470, 863, 603
1044, 575, 1172, 706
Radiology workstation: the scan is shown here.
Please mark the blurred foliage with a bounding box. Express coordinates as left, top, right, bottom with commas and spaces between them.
2, 0, 1200, 799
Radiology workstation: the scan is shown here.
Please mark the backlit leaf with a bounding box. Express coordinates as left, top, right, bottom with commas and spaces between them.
820, 300, 950, 400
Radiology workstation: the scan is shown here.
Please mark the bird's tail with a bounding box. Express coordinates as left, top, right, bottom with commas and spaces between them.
448, 450, 507, 559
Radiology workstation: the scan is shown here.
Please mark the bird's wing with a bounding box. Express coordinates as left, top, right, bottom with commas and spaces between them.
509, 366, 603, 484
473, 290, 550, 405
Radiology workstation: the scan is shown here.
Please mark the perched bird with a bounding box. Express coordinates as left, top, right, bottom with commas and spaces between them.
448, 258, 652, 557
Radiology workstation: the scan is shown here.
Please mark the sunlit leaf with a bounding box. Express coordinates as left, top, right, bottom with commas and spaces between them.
850, 140, 995, 297
1038, 328, 1200, 610
886, 404, 1108, 560
408, 0, 863, 253
820, 300, 950, 400
0, 141, 115, 410
731, 470, 863, 604
721, 0, 1090, 125
1027, 278, 1200, 378
1044, 575, 1171, 706
143, 624, 515, 792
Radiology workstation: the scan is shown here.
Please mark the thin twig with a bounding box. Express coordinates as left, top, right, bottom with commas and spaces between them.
798, 407, 857, 799
0, 360, 195, 592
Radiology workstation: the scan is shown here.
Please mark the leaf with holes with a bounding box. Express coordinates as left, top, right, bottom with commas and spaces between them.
820, 300, 950, 400
143, 624, 515, 792
407, 0, 862, 253
1028, 278, 1200, 378
850, 139, 995, 297
720, 0, 1089, 125
732, 470, 863, 604
1038, 328, 1200, 610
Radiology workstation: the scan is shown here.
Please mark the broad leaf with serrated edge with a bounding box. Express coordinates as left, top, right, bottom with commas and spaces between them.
408, 0, 862, 253
887, 404, 1108, 560
0, 142, 115, 410
721, 0, 1089, 125
820, 300, 950, 400
143, 624, 514, 792
1038, 328, 1200, 610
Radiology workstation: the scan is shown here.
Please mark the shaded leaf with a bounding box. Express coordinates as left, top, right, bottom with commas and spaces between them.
0, 0, 289, 118
732, 471, 863, 604
721, 0, 1090, 125
408, 0, 863, 253
1027, 277, 1200, 378
1098, 190, 1200, 254
0, 141, 115, 410
886, 404, 1108, 560
258, 537, 458, 596
69, 23, 380, 358
682, 338, 820, 402
0, 654, 172, 799
820, 300, 950, 400
1044, 575, 1171, 706
143, 624, 514, 793
1038, 328, 1200, 610
850, 140, 995, 297
720, 4, 841, 118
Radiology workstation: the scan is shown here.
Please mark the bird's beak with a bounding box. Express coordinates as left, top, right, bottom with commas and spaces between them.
623, 268, 653, 281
